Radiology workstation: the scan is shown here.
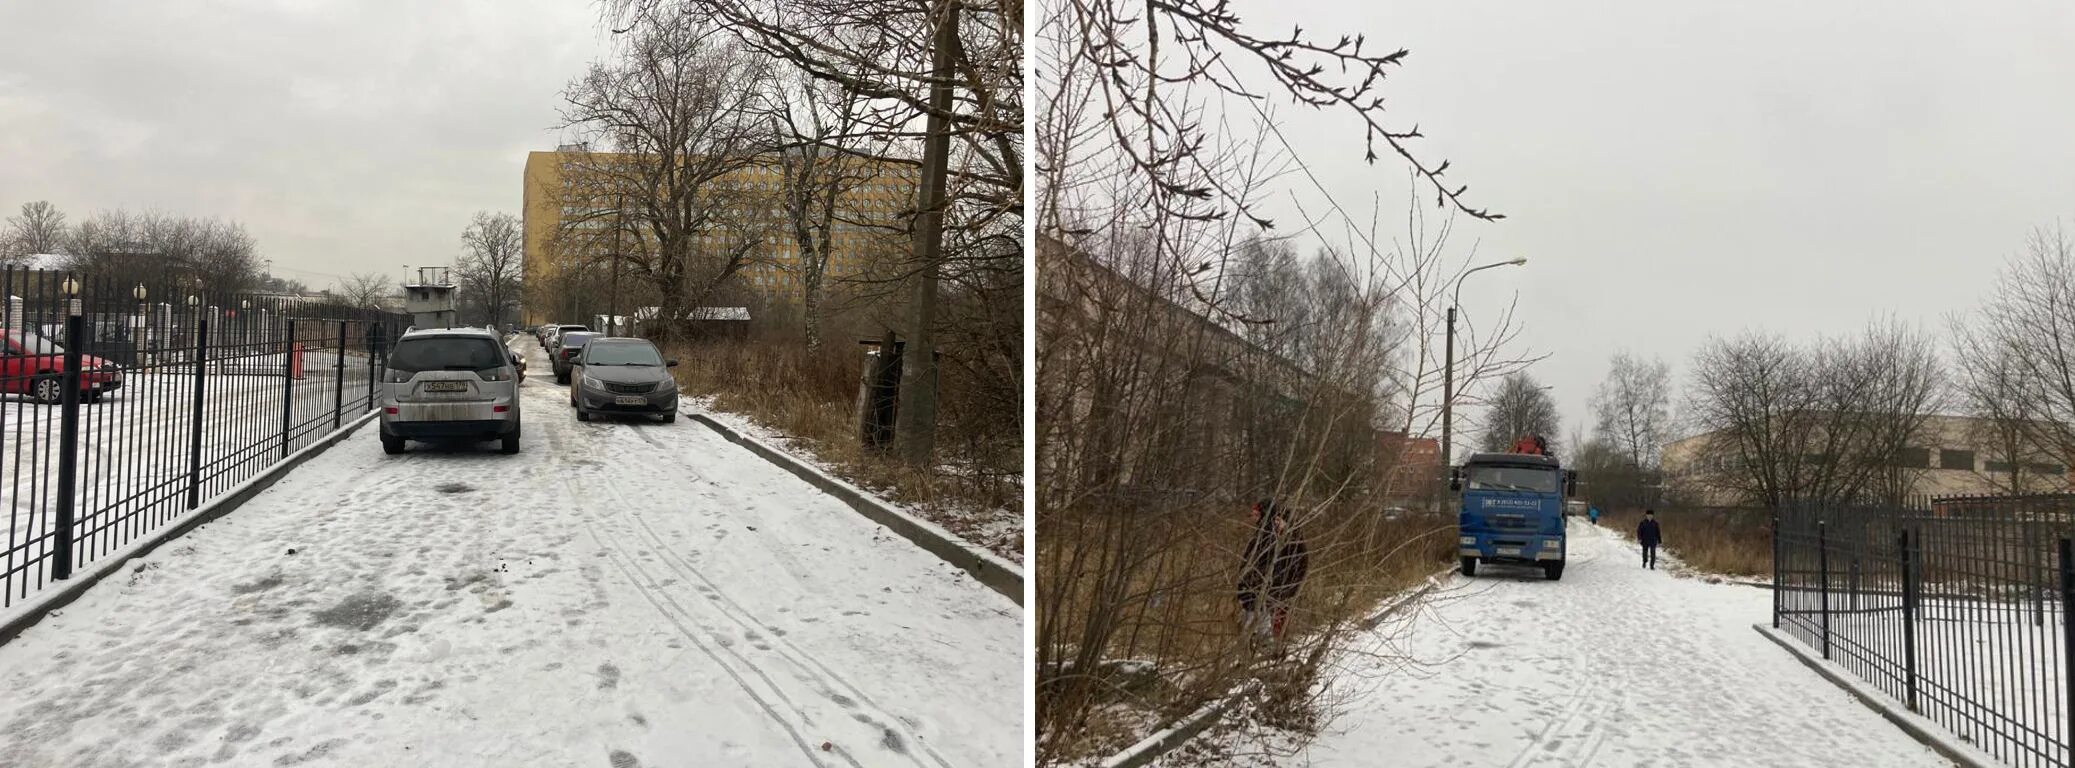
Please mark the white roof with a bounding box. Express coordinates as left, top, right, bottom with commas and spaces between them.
400, 326, 501, 339
631, 306, 750, 322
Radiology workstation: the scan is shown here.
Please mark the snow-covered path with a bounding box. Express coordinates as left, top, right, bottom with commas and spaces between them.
0, 340, 1020, 767
1235, 521, 1951, 767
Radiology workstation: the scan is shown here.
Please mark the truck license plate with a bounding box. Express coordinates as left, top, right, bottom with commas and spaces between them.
1497, 547, 1522, 557
424, 381, 468, 393
615, 396, 646, 406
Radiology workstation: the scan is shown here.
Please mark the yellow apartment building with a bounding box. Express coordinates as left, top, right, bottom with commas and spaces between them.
520, 146, 913, 326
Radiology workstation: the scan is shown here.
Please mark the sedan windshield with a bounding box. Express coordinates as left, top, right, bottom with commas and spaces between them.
1466, 465, 1560, 494
388, 337, 506, 373
582, 341, 663, 366
5, 331, 63, 355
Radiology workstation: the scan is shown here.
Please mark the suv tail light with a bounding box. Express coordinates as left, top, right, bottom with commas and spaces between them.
385, 369, 414, 383
477, 367, 512, 382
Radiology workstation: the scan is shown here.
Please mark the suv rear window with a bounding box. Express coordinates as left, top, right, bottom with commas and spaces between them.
560, 332, 600, 349
389, 337, 506, 373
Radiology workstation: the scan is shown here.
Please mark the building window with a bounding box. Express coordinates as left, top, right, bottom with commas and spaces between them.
1986, 460, 2016, 474
2031, 463, 2065, 476
1894, 448, 1930, 469
1940, 449, 1976, 471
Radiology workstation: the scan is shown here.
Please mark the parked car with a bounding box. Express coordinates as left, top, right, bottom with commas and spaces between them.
378, 327, 521, 455
1, 330, 124, 404
551, 331, 600, 384
568, 337, 678, 423
545, 324, 589, 351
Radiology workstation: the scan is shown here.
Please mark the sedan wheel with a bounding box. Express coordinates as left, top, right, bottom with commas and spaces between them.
31, 377, 62, 404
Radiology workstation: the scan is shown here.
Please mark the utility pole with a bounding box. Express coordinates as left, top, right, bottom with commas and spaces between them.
894, 0, 958, 467
1441, 258, 1527, 465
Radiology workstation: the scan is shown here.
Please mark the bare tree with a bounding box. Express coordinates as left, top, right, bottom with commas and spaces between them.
1479, 373, 1561, 454
63, 209, 263, 295
2, 201, 69, 262
1681, 321, 1944, 507
456, 211, 525, 328
1952, 334, 2039, 493
336, 271, 395, 311
771, 73, 886, 350
558, 17, 777, 342
603, 0, 1023, 467
1969, 223, 2075, 471
1591, 352, 1673, 471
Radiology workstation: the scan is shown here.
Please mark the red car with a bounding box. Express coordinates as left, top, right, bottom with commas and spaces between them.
1, 330, 125, 404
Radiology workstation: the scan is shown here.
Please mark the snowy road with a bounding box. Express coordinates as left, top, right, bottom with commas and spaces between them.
0, 340, 1020, 767
1215, 521, 1952, 767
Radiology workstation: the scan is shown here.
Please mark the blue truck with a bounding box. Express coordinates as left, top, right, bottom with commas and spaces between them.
1451, 450, 1578, 580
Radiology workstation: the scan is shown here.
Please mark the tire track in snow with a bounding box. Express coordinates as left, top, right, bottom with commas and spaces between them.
521, 374, 842, 764
558, 470, 852, 768
580, 436, 951, 768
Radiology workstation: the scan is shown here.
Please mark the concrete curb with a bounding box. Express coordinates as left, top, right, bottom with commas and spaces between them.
0, 411, 380, 648
1361, 565, 1459, 630
1097, 564, 1456, 768
1097, 681, 1262, 768
1752, 624, 1999, 768
683, 410, 1023, 606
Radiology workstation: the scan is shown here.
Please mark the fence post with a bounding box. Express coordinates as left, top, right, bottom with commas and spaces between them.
1900, 527, 1918, 712
2034, 512, 2046, 627
52, 311, 85, 581
1820, 520, 1832, 661
187, 315, 210, 509
1772, 509, 1782, 629
280, 318, 295, 459
2061, 536, 2075, 767
365, 320, 379, 411
333, 319, 347, 430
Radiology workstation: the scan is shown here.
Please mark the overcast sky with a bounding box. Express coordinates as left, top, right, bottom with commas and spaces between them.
0, 0, 610, 288
1220, 0, 2075, 448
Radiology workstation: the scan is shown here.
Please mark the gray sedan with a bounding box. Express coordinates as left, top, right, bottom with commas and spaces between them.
569, 338, 679, 423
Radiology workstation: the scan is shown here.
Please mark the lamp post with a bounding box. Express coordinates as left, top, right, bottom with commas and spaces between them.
1442, 257, 1527, 467
133, 283, 148, 360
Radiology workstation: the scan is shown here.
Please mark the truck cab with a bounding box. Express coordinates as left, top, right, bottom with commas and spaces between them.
1452, 451, 1577, 580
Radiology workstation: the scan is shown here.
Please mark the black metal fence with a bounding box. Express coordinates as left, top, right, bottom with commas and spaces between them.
1776, 494, 2075, 768
1, 267, 406, 611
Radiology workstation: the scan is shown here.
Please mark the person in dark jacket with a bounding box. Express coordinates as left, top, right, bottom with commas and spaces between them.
1238, 499, 1309, 645
1638, 509, 1663, 569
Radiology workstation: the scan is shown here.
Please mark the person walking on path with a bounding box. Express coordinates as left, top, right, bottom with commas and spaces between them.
1238, 499, 1309, 647
1637, 510, 1663, 569
1588, 505, 1601, 526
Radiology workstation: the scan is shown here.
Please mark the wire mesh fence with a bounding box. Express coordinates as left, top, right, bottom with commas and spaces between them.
0, 266, 406, 611
1776, 494, 2075, 768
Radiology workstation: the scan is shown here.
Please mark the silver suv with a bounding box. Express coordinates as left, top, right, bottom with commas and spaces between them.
379, 327, 522, 455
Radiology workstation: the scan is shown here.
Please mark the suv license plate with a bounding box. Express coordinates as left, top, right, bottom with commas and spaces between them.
614, 396, 646, 406
424, 381, 468, 393
1497, 547, 1522, 557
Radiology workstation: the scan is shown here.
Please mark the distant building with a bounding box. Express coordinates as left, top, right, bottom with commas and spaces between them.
1378, 431, 1443, 506
402, 267, 458, 330
1662, 413, 2073, 505
519, 146, 914, 326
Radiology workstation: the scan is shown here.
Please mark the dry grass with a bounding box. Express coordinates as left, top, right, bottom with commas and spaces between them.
1035, 502, 1457, 762
666, 336, 1020, 561
1597, 506, 1773, 578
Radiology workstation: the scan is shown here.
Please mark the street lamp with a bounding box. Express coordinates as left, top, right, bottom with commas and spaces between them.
1442, 257, 1527, 467
60, 275, 80, 317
